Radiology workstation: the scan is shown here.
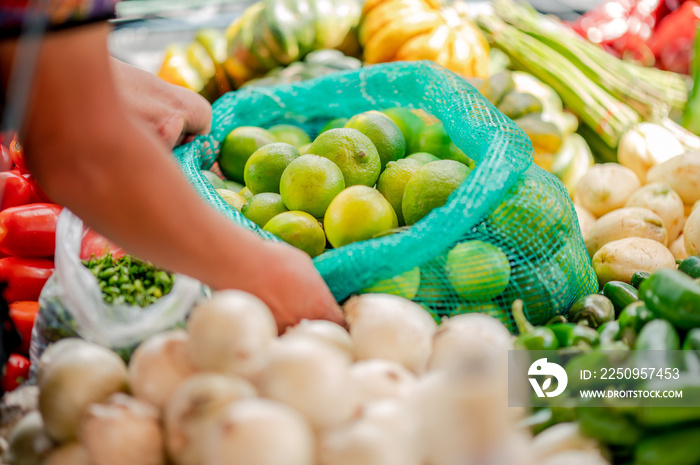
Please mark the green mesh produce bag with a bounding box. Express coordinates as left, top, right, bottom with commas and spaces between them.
173, 61, 597, 331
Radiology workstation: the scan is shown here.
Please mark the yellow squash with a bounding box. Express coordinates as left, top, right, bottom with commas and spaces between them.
359, 0, 489, 78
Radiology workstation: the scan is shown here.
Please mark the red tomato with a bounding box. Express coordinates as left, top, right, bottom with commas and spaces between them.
0, 146, 14, 172
0, 203, 62, 257
20, 173, 52, 203
8, 136, 28, 174
1, 354, 30, 392
0, 257, 54, 302
80, 229, 125, 260
9, 302, 40, 355
0, 172, 32, 211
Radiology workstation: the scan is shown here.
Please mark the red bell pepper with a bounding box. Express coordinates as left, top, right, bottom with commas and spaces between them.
0, 171, 32, 211
0, 203, 62, 257
8, 135, 28, 174
649, 0, 700, 73
0, 257, 54, 302
0, 146, 14, 172
9, 301, 39, 355
80, 229, 125, 260
1, 354, 30, 392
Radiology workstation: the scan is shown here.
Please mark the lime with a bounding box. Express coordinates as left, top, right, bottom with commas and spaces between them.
324, 185, 398, 248
309, 128, 381, 187
244, 143, 300, 194
299, 143, 312, 155
320, 118, 349, 134
376, 159, 423, 226
239, 186, 254, 200
361, 267, 420, 299
219, 126, 277, 183
268, 124, 311, 148
224, 180, 245, 193
445, 240, 511, 300
280, 155, 345, 218
452, 301, 513, 329
202, 170, 226, 190
345, 111, 405, 170
263, 211, 326, 258
411, 123, 475, 168
406, 152, 440, 165
216, 188, 247, 211
402, 160, 470, 225
381, 107, 426, 152
241, 193, 289, 228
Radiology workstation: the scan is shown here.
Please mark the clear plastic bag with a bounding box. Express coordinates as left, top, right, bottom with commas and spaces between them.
30, 210, 206, 365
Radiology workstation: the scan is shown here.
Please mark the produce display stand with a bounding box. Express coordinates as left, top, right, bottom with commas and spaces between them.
1, 0, 700, 464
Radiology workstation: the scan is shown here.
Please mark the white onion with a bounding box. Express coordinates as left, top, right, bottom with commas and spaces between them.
532, 423, 600, 459
345, 294, 436, 374
128, 330, 198, 410
349, 359, 417, 403
281, 319, 353, 360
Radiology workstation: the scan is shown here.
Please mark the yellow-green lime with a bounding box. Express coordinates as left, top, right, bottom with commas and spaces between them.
201, 170, 226, 190
361, 267, 420, 299
239, 187, 254, 200
402, 160, 470, 225
241, 193, 288, 228
345, 111, 405, 170
411, 123, 475, 168
263, 211, 326, 258
219, 126, 277, 183
381, 107, 426, 152
309, 128, 381, 187
299, 143, 312, 155
406, 152, 440, 165
280, 154, 345, 218
244, 143, 300, 194
216, 189, 247, 211
224, 180, 245, 193
320, 118, 349, 134
445, 240, 511, 300
268, 124, 311, 148
453, 301, 513, 329
324, 185, 398, 248
376, 158, 423, 226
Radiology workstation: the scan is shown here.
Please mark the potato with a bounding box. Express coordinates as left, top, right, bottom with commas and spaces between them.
574, 163, 640, 217
626, 183, 685, 241
684, 208, 700, 256
647, 152, 700, 206
592, 237, 676, 285
574, 205, 595, 240
670, 235, 689, 260
585, 207, 667, 257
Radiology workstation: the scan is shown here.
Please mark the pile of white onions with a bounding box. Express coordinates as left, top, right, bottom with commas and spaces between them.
6, 291, 610, 465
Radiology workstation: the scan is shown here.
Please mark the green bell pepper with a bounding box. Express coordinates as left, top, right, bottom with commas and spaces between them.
602, 281, 639, 315
618, 301, 657, 334
550, 323, 599, 348
679, 255, 700, 279
577, 406, 644, 447
631, 271, 652, 289
513, 299, 559, 350
634, 318, 681, 350
635, 426, 700, 465
567, 294, 615, 328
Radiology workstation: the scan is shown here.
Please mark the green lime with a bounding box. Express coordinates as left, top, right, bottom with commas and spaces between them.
224, 180, 245, 193
299, 143, 312, 155
324, 185, 398, 248
219, 126, 277, 183
244, 143, 300, 194
279, 154, 345, 218
376, 158, 423, 226
239, 186, 254, 200
241, 193, 289, 228
263, 211, 326, 258
402, 160, 470, 225
361, 267, 420, 299
410, 123, 475, 168
216, 188, 247, 211
406, 152, 440, 165
268, 124, 311, 148
445, 240, 511, 300
309, 128, 381, 187
381, 107, 426, 152
345, 111, 405, 171
320, 118, 349, 134
202, 170, 226, 190
452, 301, 513, 329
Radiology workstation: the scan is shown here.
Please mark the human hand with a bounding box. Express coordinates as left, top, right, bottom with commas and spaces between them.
239, 240, 344, 332
110, 58, 212, 148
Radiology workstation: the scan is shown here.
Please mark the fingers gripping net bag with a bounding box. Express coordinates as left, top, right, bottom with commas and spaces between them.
174, 61, 597, 331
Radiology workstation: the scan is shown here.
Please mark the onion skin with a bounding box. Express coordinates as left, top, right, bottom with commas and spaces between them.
574, 163, 640, 217
684, 208, 700, 256
281, 319, 354, 360
592, 237, 676, 285
80, 393, 164, 465
584, 207, 668, 257
350, 359, 417, 403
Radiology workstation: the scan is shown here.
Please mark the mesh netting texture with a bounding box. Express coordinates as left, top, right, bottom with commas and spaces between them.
173, 61, 598, 331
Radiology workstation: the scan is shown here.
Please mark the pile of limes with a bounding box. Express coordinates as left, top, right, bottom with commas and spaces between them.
206, 108, 513, 317
206, 108, 478, 259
